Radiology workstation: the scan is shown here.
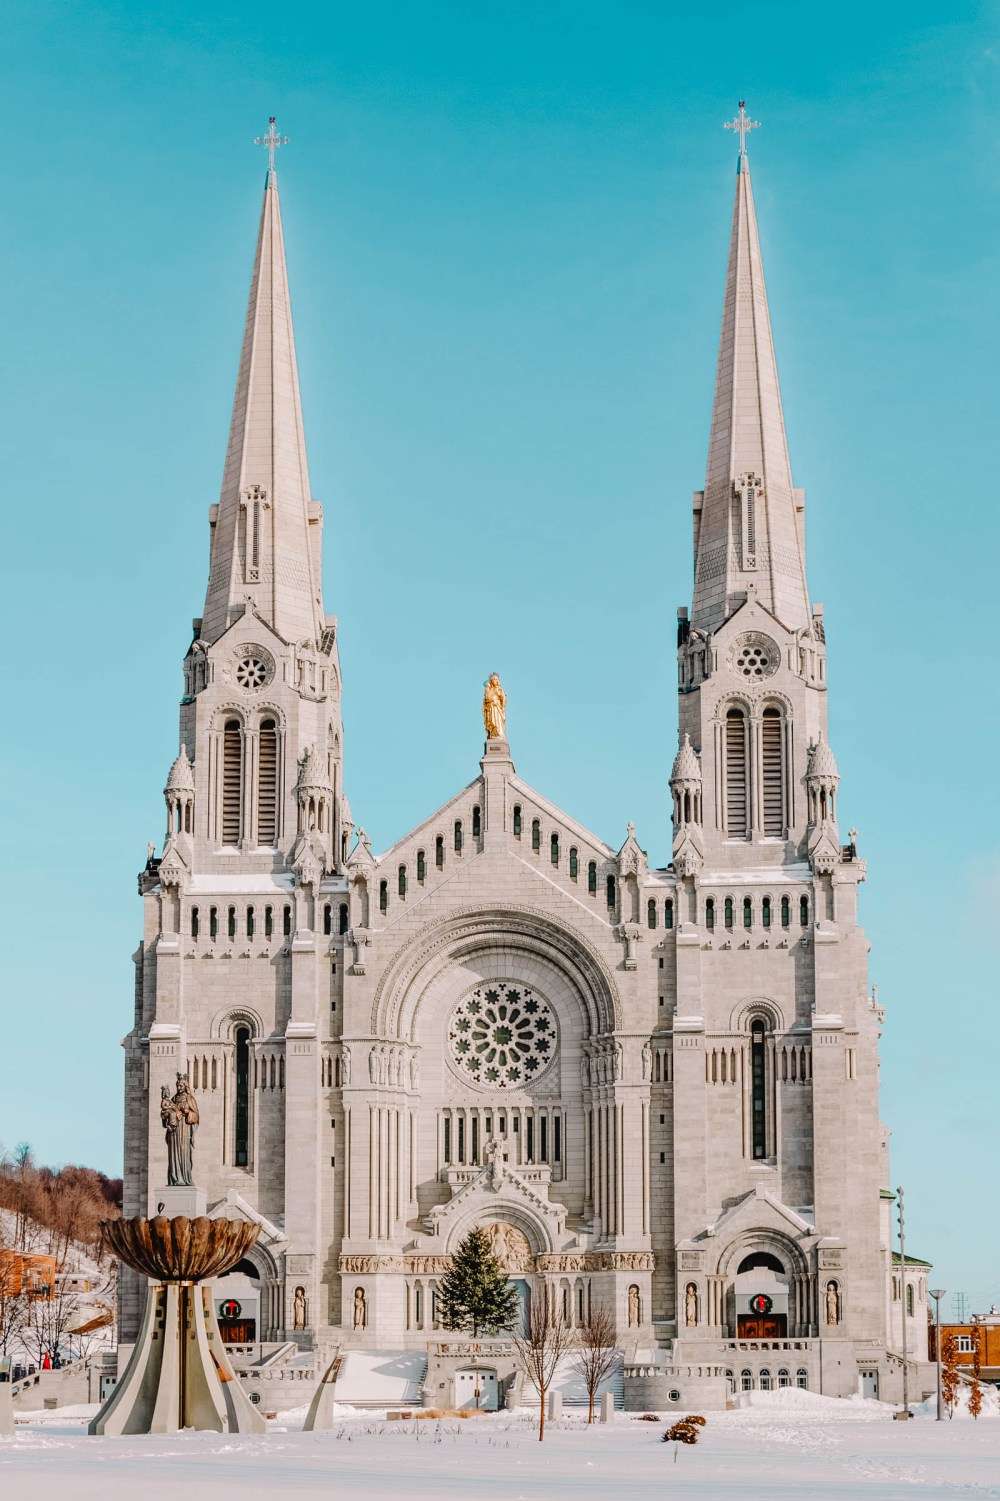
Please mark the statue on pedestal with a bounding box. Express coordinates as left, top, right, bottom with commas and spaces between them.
482, 673, 506, 740
161, 1073, 200, 1187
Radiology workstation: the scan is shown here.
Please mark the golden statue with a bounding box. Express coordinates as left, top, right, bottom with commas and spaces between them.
482, 673, 506, 740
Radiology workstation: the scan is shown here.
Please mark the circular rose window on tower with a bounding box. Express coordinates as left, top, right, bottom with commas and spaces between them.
448, 982, 557, 1090
730, 632, 779, 680
229, 642, 275, 692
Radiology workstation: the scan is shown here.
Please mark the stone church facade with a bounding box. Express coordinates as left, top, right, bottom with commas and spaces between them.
121, 124, 924, 1403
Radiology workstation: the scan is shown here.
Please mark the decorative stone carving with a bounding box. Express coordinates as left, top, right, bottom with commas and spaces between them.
293, 1285, 306, 1329
353, 1286, 367, 1328
482, 1221, 532, 1272
685, 1282, 699, 1326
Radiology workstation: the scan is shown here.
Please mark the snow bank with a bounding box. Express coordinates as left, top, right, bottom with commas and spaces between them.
912, 1385, 1000, 1420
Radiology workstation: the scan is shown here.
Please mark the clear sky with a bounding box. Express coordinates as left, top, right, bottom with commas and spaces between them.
2, 1, 998, 1311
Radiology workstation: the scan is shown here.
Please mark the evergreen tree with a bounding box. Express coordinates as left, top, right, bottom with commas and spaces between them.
437, 1227, 520, 1338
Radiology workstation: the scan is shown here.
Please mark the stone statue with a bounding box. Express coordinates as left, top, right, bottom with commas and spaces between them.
641, 1041, 651, 1080
482, 1222, 532, 1273
353, 1287, 367, 1329
161, 1074, 200, 1187
293, 1286, 306, 1330
482, 673, 506, 740
826, 1280, 840, 1326
483, 1135, 504, 1189
628, 1284, 640, 1327
684, 1282, 698, 1327
341, 1044, 351, 1085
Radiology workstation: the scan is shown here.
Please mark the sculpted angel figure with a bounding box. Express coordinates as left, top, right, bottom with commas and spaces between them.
482, 673, 506, 740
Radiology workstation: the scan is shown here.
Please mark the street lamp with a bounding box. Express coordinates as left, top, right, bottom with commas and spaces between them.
929, 1288, 946, 1422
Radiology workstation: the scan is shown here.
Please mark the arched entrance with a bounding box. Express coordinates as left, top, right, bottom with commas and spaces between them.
734, 1252, 789, 1338
213, 1257, 260, 1344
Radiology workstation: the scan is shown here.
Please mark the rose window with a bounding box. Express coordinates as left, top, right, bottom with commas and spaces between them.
448, 983, 556, 1089
235, 655, 269, 690
732, 635, 778, 679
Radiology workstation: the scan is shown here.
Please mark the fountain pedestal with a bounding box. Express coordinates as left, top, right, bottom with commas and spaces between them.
89, 1211, 266, 1436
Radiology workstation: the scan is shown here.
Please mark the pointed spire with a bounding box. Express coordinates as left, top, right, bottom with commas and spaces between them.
201, 127, 324, 646
691, 107, 811, 633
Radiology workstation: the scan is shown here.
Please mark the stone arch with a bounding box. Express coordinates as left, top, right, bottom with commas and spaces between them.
728, 996, 786, 1034
210, 1006, 265, 1042
715, 1228, 809, 1281
446, 1202, 552, 1258
370, 906, 621, 1040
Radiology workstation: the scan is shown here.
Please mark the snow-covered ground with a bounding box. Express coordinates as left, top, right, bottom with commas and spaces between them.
3, 1389, 1000, 1500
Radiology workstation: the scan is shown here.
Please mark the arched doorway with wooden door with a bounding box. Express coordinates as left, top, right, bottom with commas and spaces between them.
733, 1251, 789, 1339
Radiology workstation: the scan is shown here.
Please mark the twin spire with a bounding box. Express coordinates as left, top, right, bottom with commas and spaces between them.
201, 120, 324, 648
201, 108, 810, 648
692, 103, 811, 633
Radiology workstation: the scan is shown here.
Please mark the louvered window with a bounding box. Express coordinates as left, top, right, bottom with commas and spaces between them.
257, 718, 278, 845
761, 707, 784, 837
222, 720, 243, 845
725, 708, 749, 838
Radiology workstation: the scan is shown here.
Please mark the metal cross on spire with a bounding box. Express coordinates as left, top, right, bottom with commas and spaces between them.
255, 116, 289, 174
724, 100, 761, 157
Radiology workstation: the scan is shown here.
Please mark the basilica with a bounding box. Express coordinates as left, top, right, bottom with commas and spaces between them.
121, 112, 930, 1407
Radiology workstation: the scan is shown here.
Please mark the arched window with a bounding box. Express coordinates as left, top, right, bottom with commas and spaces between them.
191, 906, 200, 940
587, 860, 597, 894
531, 818, 541, 852
436, 835, 444, 870
606, 874, 616, 910
664, 899, 674, 930
338, 902, 349, 935
796, 1369, 808, 1389
743, 896, 753, 929
379, 880, 388, 915
761, 706, 784, 837
282, 904, 291, 937
472, 805, 481, 838
705, 897, 715, 930
209, 905, 218, 940
227, 905, 237, 940
222, 719, 243, 845
569, 847, 578, 881
725, 707, 749, 838
762, 896, 772, 929
257, 718, 278, 844
781, 895, 790, 928
513, 804, 522, 838
550, 832, 559, 866
740, 1369, 753, 1391
751, 1020, 767, 1160
647, 899, 657, 930
777, 1368, 790, 1388
234, 1026, 251, 1167
800, 894, 809, 927
416, 849, 426, 884
759, 1369, 772, 1391
454, 820, 463, 853
906, 1283, 914, 1317
724, 896, 734, 930
725, 1369, 736, 1395
738, 1252, 785, 1275
398, 864, 407, 900
247, 905, 255, 938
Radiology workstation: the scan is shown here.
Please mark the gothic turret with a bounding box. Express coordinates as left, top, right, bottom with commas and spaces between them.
670, 734, 704, 876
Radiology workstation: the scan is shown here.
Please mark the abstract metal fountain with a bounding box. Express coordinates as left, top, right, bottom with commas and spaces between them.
89, 1215, 267, 1436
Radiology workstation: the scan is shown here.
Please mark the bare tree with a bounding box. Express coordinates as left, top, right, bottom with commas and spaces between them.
0, 1252, 28, 1358
571, 1303, 619, 1423
512, 1296, 570, 1442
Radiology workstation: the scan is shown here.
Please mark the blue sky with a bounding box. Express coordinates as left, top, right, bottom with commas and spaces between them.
2, 1, 998, 1309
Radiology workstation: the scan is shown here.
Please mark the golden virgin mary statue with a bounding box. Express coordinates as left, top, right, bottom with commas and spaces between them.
482, 673, 506, 740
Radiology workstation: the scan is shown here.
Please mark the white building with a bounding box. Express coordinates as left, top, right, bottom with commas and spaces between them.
121, 116, 930, 1405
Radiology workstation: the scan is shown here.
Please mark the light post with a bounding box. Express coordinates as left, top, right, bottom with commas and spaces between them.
929, 1288, 946, 1421
896, 1185, 911, 1419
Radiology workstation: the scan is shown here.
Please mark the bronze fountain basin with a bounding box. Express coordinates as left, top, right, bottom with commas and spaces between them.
103, 1215, 259, 1281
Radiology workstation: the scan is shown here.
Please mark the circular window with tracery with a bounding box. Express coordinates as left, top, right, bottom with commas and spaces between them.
230, 643, 274, 692
448, 982, 557, 1090
731, 633, 778, 680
